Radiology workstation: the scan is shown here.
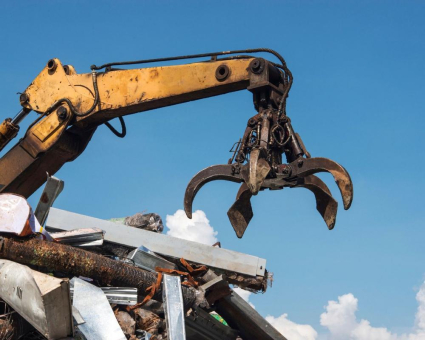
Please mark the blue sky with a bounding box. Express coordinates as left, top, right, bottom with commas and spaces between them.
1, 1, 425, 338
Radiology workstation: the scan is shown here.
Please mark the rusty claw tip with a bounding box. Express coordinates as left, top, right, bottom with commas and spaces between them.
288, 157, 353, 212
293, 175, 338, 230
184, 164, 245, 222
227, 184, 253, 238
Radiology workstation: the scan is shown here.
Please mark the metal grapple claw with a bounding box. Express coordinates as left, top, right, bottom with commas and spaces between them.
184, 164, 246, 219
184, 75, 353, 238
227, 183, 253, 238
225, 175, 339, 237
292, 175, 338, 230
281, 157, 353, 210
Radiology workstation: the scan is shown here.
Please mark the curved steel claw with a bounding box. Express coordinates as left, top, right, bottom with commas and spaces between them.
227, 183, 253, 238
284, 157, 353, 210
227, 175, 338, 238
184, 164, 246, 219
184, 157, 352, 238
292, 175, 338, 230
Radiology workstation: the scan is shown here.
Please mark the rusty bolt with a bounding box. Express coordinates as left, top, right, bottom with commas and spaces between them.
282, 166, 291, 175
19, 93, 29, 105
63, 65, 70, 75
279, 116, 289, 124
250, 58, 265, 74
248, 118, 257, 127
215, 65, 230, 81
47, 59, 57, 72
57, 106, 68, 120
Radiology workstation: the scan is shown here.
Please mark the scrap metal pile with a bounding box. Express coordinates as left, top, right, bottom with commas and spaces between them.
0, 175, 286, 340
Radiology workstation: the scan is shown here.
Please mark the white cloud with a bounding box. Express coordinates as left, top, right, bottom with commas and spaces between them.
233, 286, 318, 340
233, 287, 256, 309
415, 283, 425, 332
234, 280, 425, 340
165, 209, 218, 245
266, 314, 318, 340
320, 281, 425, 340
320, 293, 361, 339
166, 208, 425, 340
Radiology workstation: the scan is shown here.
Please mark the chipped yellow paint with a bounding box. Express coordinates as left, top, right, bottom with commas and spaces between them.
33, 110, 67, 142
19, 57, 253, 156
20, 107, 73, 157
23, 58, 253, 120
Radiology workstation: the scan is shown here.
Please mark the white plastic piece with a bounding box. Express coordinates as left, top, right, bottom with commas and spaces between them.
0, 193, 51, 240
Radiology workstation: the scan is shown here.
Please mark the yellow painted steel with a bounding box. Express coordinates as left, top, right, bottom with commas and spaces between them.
23, 58, 253, 122
18, 57, 254, 157
20, 107, 73, 157
0, 118, 19, 151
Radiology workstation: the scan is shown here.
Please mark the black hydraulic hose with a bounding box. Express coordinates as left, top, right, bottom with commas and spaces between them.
45, 71, 100, 117
104, 116, 127, 138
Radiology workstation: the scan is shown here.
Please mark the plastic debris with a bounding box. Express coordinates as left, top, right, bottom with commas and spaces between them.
0, 193, 51, 240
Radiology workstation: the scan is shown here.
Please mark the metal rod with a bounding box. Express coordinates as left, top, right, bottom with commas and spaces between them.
11, 108, 31, 125
0, 236, 198, 309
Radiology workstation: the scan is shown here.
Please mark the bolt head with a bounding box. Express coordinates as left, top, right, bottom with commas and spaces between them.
19, 93, 29, 104
250, 58, 265, 74
47, 59, 57, 72
57, 106, 68, 120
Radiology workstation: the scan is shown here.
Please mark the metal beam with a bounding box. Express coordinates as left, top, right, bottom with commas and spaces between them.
46, 208, 266, 277
215, 290, 287, 340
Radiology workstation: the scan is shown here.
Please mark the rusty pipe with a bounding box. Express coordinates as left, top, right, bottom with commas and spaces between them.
0, 236, 199, 309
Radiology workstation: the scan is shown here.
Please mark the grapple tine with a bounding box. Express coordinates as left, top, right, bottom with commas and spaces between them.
287, 157, 353, 210
227, 183, 253, 238
293, 175, 338, 230
184, 164, 244, 219
247, 148, 271, 195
